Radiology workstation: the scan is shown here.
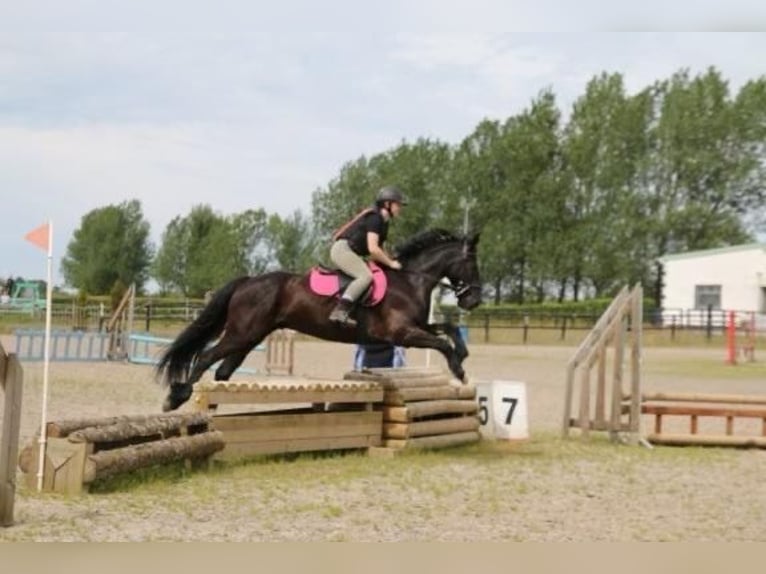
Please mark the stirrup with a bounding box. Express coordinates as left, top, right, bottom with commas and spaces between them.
330, 303, 357, 326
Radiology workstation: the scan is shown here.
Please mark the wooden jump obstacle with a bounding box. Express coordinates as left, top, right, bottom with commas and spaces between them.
1, 339, 23, 526
18, 413, 224, 494
191, 377, 384, 459
344, 367, 480, 450
630, 392, 766, 448
562, 284, 643, 443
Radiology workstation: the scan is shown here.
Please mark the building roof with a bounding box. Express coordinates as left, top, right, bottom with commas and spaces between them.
658, 242, 766, 263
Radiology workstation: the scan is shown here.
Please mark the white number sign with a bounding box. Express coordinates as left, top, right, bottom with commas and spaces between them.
475, 380, 529, 440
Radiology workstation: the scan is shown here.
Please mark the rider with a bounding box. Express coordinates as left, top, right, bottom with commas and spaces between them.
328, 185, 407, 326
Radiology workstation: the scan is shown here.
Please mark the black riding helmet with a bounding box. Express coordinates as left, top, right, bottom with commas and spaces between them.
376, 185, 408, 206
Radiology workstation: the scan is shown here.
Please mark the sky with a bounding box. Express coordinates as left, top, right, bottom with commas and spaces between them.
1, 1, 765, 289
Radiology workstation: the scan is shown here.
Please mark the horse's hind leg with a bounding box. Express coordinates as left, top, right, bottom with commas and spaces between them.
214, 350, 248, 381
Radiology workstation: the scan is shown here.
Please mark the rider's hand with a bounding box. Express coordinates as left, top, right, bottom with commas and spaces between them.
390, 260, 402, 270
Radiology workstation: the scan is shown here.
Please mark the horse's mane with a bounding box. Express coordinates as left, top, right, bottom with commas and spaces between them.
395, 228, 462, 261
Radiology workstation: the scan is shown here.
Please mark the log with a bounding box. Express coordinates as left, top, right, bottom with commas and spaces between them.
47, 414, 173, 438
68, 413, 211, 444
384, 416, 480, 439
631, 392, 766, 406
384, 384, 476, 405
383, 400, 478, 422
83, 431, 225, 482
345, 371, 451, 389
355, 367, 446, 379
641, 404, 766, 419
646, 433, 766, 449
384, 431, 481, 449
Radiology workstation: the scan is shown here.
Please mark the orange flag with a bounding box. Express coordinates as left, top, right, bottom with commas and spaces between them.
24, 222, 50, 252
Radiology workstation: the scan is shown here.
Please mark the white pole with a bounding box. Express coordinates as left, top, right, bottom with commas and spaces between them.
425, 287, 438, 367
36, 220, 53, 492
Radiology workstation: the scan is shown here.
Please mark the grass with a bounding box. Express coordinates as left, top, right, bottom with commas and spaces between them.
8, 431, 759, 541
77, 431, 734, 497
646, 357, 766, 380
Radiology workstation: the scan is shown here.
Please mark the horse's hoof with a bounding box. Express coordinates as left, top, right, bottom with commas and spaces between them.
162, 397, 175, 412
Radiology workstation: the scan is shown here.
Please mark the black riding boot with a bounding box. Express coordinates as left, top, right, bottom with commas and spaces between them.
329, 299, 357, 327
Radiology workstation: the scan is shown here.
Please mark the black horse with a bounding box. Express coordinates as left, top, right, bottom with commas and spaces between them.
157, 228, 482, 411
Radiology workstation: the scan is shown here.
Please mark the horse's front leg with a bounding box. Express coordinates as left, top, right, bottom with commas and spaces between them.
428, 321, 469, 364
397, 327, 466, 383
163, 331, 266, 412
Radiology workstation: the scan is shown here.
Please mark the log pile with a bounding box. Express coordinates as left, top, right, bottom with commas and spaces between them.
344, 367, 480, 450
18, 412, 223, 494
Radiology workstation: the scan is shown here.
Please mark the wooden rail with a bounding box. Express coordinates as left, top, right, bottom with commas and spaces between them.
562, 284, 643, 442
628, 392, 766, 449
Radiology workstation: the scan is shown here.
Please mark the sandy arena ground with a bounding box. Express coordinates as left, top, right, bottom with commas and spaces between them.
2, 335, 765, 541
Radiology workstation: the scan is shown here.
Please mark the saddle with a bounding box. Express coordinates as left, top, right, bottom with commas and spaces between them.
308, 261, 388, 306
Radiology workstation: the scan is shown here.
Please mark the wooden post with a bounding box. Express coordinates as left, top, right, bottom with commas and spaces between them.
629, 285, 643, 438
1, 344, 24, 527
726, 310, 737, 365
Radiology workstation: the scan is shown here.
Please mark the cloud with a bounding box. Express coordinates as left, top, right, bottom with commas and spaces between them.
2, 4, 765, 286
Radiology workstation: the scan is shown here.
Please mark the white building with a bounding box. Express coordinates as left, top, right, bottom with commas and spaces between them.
658, 244, 766, 326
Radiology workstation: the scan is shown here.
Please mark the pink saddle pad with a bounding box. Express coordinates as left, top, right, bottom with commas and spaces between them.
308, 262, 387, 306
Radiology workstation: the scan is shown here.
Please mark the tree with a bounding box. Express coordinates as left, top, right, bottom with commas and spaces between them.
152, 205, 250, 297
311, 138, 454, 252
645, 68, 765, 305
264, 211, 318, 272
61, 199, 153, 294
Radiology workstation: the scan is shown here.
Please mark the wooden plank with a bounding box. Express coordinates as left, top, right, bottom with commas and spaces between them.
384, 385, 476, 405
646, 433, 766, 449
214, 412, 382, 443
350, 367, 445, 379
629, 285, 642, 435
637, 392, 766, 405
384, 416, 479, 439
344, 371, 451, 389
48, 439, 89, 495
384, 431, 481, 449
567, 285, 628, 368
383, 400, 478, 422
641, 404, 766, 418
218, 434, 382, 459
198, 388, 383, 406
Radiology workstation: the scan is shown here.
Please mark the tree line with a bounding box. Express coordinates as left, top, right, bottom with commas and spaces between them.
58, 67, 766, 307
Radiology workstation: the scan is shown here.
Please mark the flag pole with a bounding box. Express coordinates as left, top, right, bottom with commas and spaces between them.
36, 220, 53, 492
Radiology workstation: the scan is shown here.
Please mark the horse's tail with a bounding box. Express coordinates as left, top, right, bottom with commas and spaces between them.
156, 276, 250, 386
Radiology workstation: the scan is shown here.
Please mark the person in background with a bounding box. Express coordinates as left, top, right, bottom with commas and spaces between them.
354, 343, 406, 370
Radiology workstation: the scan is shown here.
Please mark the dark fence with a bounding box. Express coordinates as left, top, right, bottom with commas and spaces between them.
2, 302, 763, 347
441, 307, 765, 345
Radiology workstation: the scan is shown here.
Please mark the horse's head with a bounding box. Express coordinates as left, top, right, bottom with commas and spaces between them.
396, 229, 483, 310
445, 232, 482, 310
